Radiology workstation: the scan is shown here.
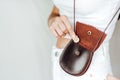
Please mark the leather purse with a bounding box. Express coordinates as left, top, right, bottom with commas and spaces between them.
59, 22, 106, 76
59, 0, 120, 76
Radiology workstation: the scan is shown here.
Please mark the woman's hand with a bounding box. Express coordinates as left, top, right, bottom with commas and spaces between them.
48, 6, 79, 42
49, 15, 79, 42
49, 15, 74, 37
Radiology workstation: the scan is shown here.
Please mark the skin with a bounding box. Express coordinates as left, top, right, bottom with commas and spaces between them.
107, 75, 120, 80
48, 6, 77, 40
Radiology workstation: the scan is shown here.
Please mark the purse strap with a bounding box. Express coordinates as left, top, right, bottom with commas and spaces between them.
73, 0, 120, 52
73, 0, 120, 31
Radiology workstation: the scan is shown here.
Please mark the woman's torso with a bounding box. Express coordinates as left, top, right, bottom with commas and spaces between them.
52, 0, 120, 48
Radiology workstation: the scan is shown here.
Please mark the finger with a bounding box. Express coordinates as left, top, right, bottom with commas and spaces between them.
57, 24, 67, 37
49, 25, 60, 38
54, 23, 64, 36
55, 17, 68, 34
57, 20, 68, 34
54, 29, 61, 38
53, 29, 61, 38
60, 16, 76, 39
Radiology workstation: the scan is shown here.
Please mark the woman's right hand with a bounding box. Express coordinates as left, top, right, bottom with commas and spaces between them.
49, 15, 79, 42
48, 6, 79, 42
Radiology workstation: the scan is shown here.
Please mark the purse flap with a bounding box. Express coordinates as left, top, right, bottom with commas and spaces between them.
76, 21, 106, 52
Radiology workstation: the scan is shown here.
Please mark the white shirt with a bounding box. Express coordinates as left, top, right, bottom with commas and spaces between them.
52, 0, 120, 41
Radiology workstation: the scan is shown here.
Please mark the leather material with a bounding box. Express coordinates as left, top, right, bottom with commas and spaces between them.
76, 21, 106, 52
59, 21, 106, 76
59, 39, 93, 76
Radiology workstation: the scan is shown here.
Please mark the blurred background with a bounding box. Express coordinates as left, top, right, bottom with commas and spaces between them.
0, 0, 119, 80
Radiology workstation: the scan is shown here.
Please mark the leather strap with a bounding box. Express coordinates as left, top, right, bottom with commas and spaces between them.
73, 0, 76, 31
104, 6, 120, 32
73, 0, 120, 31
73, 0, 120, 52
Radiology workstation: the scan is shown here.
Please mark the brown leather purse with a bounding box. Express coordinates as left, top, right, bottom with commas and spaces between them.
59, 22, 106, 76
59, 0, 120, 76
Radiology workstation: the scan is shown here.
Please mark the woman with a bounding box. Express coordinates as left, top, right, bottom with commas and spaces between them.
48, 0, 120, 80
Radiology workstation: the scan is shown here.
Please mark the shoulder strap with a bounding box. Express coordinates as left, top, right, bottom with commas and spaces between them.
104, 6, 120, 32
73, 0, 120, 52
73, 0, 120, 32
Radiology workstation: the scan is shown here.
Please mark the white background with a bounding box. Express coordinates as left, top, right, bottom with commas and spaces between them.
0, 0, 119, 80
